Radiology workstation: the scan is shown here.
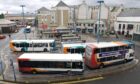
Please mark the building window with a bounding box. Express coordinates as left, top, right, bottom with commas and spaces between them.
76, 24, 78, 26
102, 24, 104, 27
127, 24, 133, 30
119, 24, 121, 29
83, 24, 85, 26
88, 24, 90, 27
91, 24, 94, 26
139, 26, 140, 32
123, 24, 125, 30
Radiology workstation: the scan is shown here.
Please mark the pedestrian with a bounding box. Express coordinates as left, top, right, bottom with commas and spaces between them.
8, 34, 11, 38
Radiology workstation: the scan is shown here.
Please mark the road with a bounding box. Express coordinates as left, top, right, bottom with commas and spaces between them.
0, 28, 139, 83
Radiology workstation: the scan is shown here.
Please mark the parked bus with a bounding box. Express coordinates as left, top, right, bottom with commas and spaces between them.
18, 53, 84, 73
10, 39, 56, 52
85, 41, 135, 69
61, 36, 81, 42
62, 34, 76, 38
61, 43, 93, 56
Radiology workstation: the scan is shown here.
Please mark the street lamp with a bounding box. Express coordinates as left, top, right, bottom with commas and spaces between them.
97, 0, 104, 43
20, 5, 27, 39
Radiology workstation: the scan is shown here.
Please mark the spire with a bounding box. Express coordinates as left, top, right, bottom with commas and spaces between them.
82, 0, 86, 5
56, 0, 68, 7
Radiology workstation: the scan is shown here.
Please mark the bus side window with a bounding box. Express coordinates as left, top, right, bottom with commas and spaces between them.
38, 43, 43, 47
75, 48, 79, 53
71, 48, 74, 53
101, 48, 107, 52
25, 43, 29, 47
99, 57, 106, 62
29, 44, 32, 47
114, 47, 119, 51
72, 62, 82, 69
119, 46, 124, 50
19, 43, 24, 47
16, 43, 20, 47
45, 44, 48, 47
33, 43, 38, 47
108, 47, 112, 52
81, 48, 85, 53
94, 49, 100, 53
66, 62, 71, 68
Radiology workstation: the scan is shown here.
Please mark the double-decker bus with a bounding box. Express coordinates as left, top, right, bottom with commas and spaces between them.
10, 39, 56, 52
85, 41, 135, 68
61, 43, 93, 56
18, 53, 84, 73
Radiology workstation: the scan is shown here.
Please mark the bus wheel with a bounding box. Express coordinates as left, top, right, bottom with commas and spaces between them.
124, 59, 128, 63
99, 63, 104, 69
44, 48, 48, 52
32, 70, 37, 74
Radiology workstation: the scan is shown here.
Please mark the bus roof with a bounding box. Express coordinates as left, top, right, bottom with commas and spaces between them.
11, 39, 55, 43
18, 53, 83, 62
62, 43, 93, 48
26, 26, 31, 29
87, 41, 132, 48
62, 36, 80, 40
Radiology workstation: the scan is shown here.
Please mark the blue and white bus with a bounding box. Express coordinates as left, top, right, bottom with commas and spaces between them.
10, 39, 56, 52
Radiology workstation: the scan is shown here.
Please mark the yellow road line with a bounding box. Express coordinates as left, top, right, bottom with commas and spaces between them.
54, 76, 104, 84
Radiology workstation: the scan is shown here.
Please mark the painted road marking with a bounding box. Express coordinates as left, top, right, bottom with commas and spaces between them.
53, 76, 104, 84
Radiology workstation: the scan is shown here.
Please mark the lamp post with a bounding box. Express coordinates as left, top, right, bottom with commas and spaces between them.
97, 0, 104, 43
20, 5, 27, 39
0, 51, 4, 80
10, 58, 16, 81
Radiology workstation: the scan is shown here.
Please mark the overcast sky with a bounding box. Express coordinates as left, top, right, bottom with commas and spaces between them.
0, 0, 140, 14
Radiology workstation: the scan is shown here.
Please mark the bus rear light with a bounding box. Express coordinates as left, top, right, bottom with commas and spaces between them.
18, 58, 29, 61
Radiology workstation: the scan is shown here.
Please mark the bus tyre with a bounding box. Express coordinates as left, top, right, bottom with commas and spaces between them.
44, 48, 48, 52
124, 59, 127, 63
32, 70, 37, 74
99, 63, 104, 69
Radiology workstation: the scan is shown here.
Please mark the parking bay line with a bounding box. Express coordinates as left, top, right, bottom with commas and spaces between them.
54, 76, 104, 84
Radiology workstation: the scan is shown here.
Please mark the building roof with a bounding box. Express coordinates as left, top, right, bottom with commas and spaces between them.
111, 7, 120, 12
6, 13, 35, 17
0, 19, 15, 25
18, 53, 83, 62
118, 8, 140, 17
76, 19, 95, 24
37, 7, 49, 11
56, 1, 68, 7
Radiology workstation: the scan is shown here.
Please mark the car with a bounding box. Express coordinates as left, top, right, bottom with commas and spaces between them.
0, 34, 6, 39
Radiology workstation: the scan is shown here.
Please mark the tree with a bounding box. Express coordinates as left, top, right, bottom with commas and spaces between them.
0, 13, 5, 19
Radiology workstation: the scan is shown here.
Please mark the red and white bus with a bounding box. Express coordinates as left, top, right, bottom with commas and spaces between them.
85, 41, 135, 69
18, 53, 84, 73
